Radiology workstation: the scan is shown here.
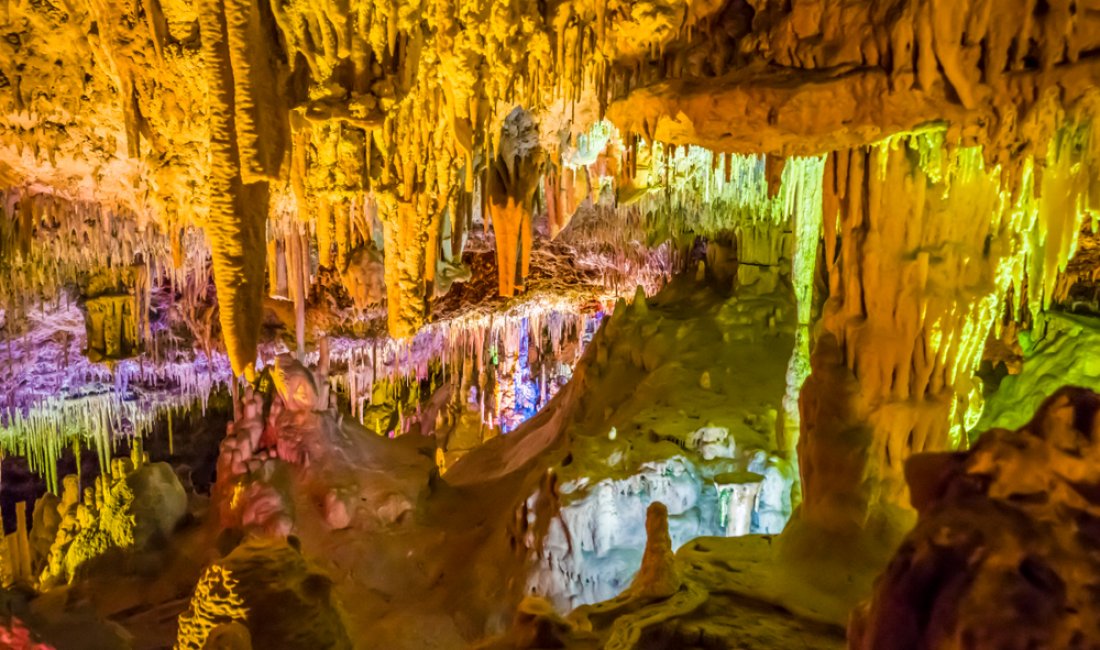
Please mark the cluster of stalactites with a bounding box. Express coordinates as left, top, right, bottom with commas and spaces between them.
0, 189, 221, 406
618, 142, 826, 238
0, 353, 225, 495
870, 124, 1099, 387
268, 0, 556, 338
0, 192, 193, 329
0, 193, 229, 490
329, 303, 601, 431
1, 0, 716, 352
799, 123, 1097, 527
255, 0, 727, 339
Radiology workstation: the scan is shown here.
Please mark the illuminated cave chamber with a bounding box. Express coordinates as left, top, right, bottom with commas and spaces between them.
1, 0, 1100, 648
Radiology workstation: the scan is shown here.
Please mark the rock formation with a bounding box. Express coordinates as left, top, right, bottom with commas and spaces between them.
851, 386, 1100, 649
176, 538, 351, 650
0, 0, 1099, 648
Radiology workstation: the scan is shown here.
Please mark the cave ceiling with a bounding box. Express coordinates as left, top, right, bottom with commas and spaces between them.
1, 0, 1099, 376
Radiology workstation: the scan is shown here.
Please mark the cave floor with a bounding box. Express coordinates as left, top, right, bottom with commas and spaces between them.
658, 591, 846, 649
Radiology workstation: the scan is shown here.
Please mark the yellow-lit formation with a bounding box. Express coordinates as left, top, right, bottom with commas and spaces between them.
0, 0, 1099, 648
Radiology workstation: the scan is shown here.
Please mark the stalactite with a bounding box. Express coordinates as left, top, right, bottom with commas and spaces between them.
316, 199, 335, 269
199, 0, 273, 379
799, 125, 1097, 536
224, 0, 287, 182
285, 226, 310, 360
379, 195, 433, 338
780, 157, 826, 457
544, 168, 581, 238
486, 110, 544, 297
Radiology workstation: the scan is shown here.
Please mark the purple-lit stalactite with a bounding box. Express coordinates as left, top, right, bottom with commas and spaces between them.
498, 311, 605, 433
0, 297, 233, 492
332, 305, 611, 437
502, 318, 538, 434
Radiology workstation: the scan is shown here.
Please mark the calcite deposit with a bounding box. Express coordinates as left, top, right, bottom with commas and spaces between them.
0, 0, 1098, 648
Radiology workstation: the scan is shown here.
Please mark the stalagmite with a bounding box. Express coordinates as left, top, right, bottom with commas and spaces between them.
624, 502, 680, 600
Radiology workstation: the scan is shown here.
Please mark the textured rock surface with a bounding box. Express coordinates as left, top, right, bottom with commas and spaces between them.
126, 461, 188, 548
851, 386, 1100, 649
176, 538, 352, 650
977, 314, 1100, 434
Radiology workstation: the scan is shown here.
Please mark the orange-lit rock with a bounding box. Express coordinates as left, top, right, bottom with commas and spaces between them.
851, 387, 1100, 650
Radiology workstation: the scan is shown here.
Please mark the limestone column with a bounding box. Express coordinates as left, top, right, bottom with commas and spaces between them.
798, 140, 1005, 538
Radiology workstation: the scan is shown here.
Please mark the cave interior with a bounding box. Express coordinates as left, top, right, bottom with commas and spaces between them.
1, 0, 1100, 648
